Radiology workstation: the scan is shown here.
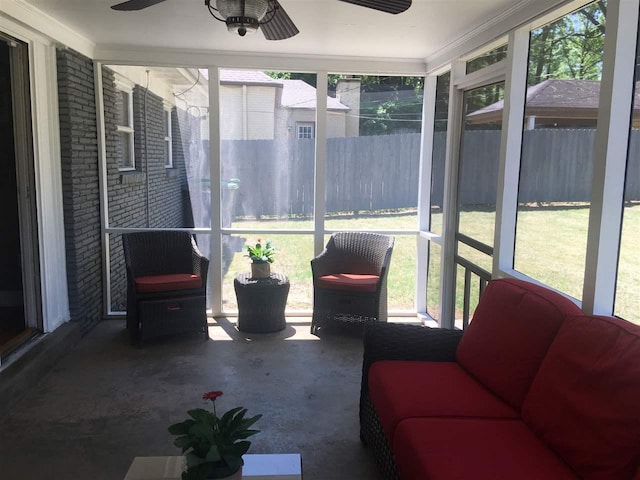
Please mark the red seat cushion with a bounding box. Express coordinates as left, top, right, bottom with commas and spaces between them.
522, 314, 640, 480
456, 278, 582, 409
317, 273, 379, 292
368, 361, 518, 446
393, 417, 578, 480
134, 274, 202, 293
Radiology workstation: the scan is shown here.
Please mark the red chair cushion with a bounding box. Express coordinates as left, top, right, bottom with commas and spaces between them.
135, 274, 202, 293
456, 278, 581, 409
317, 273, 379, 292
522, 314, 640, 480
393, 418, 578, 480
368, 361, 518, 446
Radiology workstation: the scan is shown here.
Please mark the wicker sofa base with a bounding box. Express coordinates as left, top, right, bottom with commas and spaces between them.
360, 391, 401, 480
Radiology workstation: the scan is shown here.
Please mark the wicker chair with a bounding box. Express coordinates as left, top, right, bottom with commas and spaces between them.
122, 231, 209, 347
310, 232, 394, 335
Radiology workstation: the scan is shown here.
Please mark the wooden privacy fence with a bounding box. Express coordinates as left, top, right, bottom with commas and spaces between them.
221, 134, 420, 218
220, 129, 640, 218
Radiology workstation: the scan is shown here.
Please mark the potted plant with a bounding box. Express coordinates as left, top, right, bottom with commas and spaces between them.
168, 391, 262, 480
245, 239, 276, 279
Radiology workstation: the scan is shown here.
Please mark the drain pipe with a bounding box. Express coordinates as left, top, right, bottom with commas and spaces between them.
144, 70, 150, 227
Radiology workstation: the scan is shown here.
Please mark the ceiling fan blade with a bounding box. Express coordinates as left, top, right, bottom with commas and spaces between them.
111, 0, 168, 11
338, 0, 411, 14
261, 1, 299, 41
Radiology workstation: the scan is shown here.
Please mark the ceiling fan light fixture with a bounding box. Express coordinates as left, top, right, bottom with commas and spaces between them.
212, 0, 270, 36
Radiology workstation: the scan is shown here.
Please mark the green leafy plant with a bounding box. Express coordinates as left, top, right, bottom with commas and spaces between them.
168, 391, 262, 480
245, 239, 276, 264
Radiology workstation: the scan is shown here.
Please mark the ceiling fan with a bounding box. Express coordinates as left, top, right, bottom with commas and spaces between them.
111, 0, 412, 40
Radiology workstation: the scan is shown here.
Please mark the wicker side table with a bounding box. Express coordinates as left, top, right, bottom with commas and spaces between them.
234, 272, 290, 333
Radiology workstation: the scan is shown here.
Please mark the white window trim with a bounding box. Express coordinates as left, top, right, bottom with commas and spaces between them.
163, 103, 173, 168
115, 75, 135, 171
297, 122, 315, 139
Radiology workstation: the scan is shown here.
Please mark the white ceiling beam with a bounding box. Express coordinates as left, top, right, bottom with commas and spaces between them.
94, 46, 427, 76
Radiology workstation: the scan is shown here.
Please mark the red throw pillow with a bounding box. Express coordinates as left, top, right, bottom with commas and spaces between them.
522, 314, 640, 480
456, 278, 581, 409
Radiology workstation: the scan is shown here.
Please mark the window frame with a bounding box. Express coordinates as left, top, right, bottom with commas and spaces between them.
115, 75, 135, 171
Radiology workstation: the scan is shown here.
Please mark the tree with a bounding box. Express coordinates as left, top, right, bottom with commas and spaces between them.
528, 2, 605, 85
356, 76, 424, 135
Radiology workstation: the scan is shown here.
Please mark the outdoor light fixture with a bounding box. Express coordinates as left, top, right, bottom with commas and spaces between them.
205, 0, 277, 37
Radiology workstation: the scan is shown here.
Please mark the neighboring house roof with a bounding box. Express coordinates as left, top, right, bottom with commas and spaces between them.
280, 79, 350, 111
215, 69, 349, 111
219, 69, 283, 87
467, 79, 640, 125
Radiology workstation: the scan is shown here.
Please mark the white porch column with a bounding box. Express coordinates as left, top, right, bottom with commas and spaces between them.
582, 0, 640, 315
313, 71, 328, 255
416, 73, 437, 317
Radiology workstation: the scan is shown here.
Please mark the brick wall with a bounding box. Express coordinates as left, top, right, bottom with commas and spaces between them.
57, 48, 102, 335
105, 72, 193, 310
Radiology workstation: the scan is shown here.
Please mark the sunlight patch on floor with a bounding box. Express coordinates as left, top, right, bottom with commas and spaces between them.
207, 317, 320, 341
207, 316, 422, 341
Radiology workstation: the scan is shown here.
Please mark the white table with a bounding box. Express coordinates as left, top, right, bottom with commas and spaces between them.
124, 453, 302, 480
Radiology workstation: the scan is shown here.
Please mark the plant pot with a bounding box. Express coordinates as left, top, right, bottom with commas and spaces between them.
207, 465, 242, 480
181, 459, 243, 480
251, 262, 271, 279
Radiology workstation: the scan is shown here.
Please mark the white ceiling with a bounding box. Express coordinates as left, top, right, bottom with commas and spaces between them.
20, 0, 524, 62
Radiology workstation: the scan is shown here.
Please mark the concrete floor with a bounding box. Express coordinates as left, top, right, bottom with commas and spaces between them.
0, 318, 381, 480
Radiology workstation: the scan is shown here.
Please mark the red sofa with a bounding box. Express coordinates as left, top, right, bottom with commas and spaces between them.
359, 278, 640, 480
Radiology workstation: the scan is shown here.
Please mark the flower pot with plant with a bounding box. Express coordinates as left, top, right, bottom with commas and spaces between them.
245, 239, 276, 279
168, 391, 262, 480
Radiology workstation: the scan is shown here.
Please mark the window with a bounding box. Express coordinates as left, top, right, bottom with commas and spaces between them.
164, 105, 173, 168
297, 123, 314, 139
325, 73, 424, 313
219, 69, 318, 314
115, 77, 135, 171
466, 44, 508, 74
458, 82, 504, 259
455, 81, 504, 328
513, 2, 605, 300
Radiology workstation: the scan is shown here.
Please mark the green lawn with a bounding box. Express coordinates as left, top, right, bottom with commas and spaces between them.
222, 204, 639, 325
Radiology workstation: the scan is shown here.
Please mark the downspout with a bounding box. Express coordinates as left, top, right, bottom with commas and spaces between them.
144, 70, 150, 227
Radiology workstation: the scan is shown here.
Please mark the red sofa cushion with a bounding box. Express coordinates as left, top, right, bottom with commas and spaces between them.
456, 278, 581, 409
368, 361, 518, 445
393, 417, 578, 480
522, 314, 640, 480
317, 273, 379, 292
135, 274, 202, 293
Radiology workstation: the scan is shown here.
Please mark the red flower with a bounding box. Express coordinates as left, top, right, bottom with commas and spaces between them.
203, 391, 223, 401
